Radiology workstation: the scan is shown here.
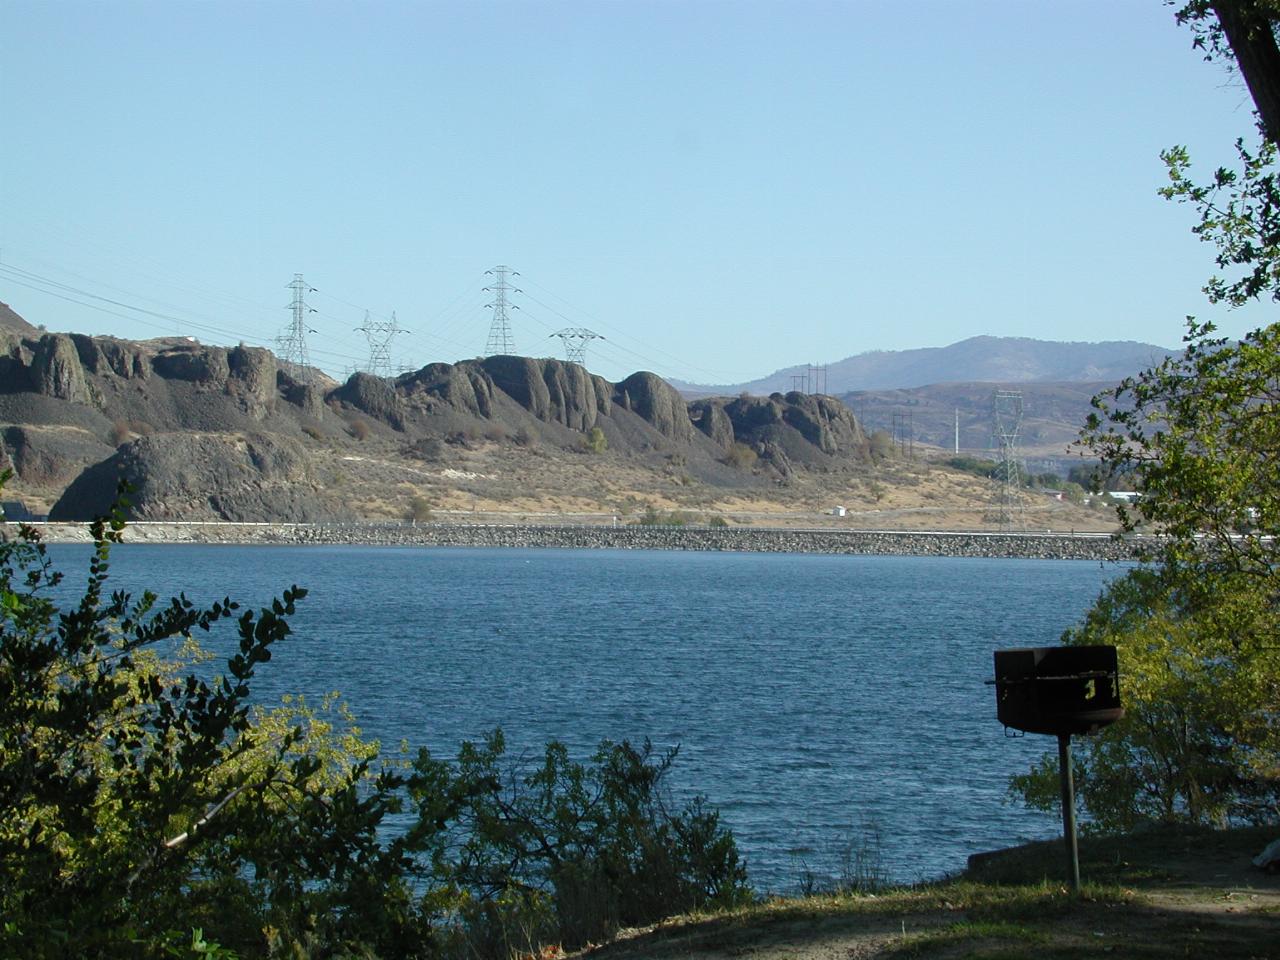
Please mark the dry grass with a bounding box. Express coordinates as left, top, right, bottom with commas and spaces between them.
572, 825, 1280, 960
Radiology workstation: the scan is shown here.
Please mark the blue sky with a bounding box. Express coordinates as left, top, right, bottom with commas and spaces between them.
0, 0, 1272, 386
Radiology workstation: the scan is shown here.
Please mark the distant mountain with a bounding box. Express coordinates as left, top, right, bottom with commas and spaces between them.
673, 336, 1178, 396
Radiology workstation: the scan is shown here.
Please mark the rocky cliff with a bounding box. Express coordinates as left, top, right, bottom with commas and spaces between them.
0, 304, 875, 521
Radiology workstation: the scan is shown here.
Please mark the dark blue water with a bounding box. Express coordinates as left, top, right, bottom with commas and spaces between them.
47, 544, 1124, 891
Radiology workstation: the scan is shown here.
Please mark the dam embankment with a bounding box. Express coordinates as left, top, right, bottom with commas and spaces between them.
18, 521, 1140, 561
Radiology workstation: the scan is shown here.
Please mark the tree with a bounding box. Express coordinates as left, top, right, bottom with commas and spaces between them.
1177, 2, 1280, 146
1011, 4, 1280, 832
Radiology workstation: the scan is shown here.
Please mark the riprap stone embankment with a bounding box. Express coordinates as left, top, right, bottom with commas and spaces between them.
21, 521, 1139, 561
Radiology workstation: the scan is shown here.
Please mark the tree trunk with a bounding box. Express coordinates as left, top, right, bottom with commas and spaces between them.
1213, 1, 1280, 145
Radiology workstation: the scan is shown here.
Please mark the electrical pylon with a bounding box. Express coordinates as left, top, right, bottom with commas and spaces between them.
990, 389, 1026, 530
278, 274, 317, 382
355, 310, 408, 380
550, 327, 603, 365
483, 265, 520, 355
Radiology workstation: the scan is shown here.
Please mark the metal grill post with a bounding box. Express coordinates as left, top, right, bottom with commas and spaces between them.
1058, 733, 1081, 893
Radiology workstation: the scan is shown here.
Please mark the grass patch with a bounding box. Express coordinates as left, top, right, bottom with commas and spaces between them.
886, 919, 1047, 957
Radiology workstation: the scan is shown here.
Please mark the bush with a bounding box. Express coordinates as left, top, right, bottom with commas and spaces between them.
408, 495, 433, 522
943, 455, 998, 479
348, 418, 371, 441
583, 426, 608, 454
868, 431, 894, 460
724, 442, 757, 469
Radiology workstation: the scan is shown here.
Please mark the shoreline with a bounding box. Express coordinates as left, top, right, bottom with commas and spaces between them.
15, 521, 1141, 561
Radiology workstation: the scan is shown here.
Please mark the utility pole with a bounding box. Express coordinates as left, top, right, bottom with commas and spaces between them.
278, 274, 317, 382
483, 265, 520, 355
955, 408, 960, 454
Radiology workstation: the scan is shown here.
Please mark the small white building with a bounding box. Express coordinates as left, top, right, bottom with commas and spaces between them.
830, 505, 847, 517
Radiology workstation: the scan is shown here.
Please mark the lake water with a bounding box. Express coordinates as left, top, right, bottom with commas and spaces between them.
47, 543, 1125, 892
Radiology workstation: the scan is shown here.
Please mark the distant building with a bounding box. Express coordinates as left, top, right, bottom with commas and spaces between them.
830, 505, 847, 517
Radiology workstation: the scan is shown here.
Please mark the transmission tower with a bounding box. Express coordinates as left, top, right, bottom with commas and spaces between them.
483, 265, 520, 355
550, 327, 604, 365
989, 389, 1026, 530
278, 274, 317, 382
355, 310, 408, 380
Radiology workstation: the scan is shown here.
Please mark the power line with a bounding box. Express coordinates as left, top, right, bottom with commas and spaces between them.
518, 275, 748, 384
0, 262, 370, 369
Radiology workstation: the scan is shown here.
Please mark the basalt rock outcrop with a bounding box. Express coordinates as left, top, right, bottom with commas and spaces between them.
689, 391, 869, 470
2, 300, 875, 521
614, 371, 694, 444
50, 433, 349, 522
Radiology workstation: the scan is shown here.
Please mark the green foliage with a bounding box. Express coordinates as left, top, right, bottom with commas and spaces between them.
1009, 567, 1280, 831
1012, 20, 1280, 833
1085, 318, 1280, 581
446, 733, 750, 949
634, 505, 689, 526
408, 495, 433, 522
942, 455, 998, 479
0, 476, 749, 956
583, 425, 608, 454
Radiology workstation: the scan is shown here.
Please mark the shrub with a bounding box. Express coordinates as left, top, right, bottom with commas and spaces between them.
583, 426, 608, 454
943, 455, 998, 478
348, 419, 371, 441
724, 442, 757, 469
408, 495, 433, 522
868, 431, 894, 460
302, 425, 324, 441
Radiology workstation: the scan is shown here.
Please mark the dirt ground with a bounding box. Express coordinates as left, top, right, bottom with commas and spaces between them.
328, 439, 1119, 533
575, 826, 1280, 960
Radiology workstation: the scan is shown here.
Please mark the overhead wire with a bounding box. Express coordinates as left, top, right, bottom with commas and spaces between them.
0, 262, 370, 367
517, 275, 746, 383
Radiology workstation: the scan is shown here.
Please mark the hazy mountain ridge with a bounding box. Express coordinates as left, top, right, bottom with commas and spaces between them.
674, 335, 1179, 396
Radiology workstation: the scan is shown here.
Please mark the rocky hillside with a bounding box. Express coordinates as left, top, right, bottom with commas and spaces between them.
0, 304, 877, 522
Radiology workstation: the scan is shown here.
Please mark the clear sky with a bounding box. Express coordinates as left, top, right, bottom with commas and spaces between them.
0, 0, 1272, 386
